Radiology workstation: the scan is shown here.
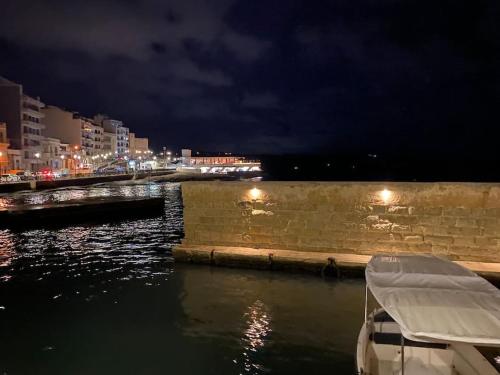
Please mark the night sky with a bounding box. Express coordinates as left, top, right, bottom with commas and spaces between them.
0, 0, 499, 156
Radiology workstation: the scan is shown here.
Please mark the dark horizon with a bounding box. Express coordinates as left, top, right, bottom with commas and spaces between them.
1, 0, 499, 157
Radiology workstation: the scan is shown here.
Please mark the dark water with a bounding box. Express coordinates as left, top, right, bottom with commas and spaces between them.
0, 182, 365, 374
258, 154, 500, 182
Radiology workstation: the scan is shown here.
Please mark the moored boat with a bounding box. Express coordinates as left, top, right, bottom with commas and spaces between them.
356, 254, 500, 374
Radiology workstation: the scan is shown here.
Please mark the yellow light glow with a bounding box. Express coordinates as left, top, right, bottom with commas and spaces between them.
249, 187, 262, 200
380, 188, 392, 203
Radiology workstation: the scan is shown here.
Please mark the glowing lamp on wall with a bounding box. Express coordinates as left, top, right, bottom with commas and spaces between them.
249, 187, 262, 200
380, 188, 392, 204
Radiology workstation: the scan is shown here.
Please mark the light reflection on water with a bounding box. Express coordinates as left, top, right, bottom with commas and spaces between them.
0, 181, 163, 208
179, 267, 365, 375
240, 300, 272, 373
0, 182, 183, 284
0, 182, 366, 374
0, 230, 15, 268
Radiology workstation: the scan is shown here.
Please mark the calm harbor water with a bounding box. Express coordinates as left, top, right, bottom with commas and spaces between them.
0, 182, 365, 374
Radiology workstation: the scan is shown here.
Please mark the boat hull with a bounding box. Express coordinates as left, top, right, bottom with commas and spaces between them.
356, 310, 499, 375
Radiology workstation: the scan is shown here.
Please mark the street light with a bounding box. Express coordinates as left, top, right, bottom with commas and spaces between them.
58, 155, 65, 172
33, 152, 41, 175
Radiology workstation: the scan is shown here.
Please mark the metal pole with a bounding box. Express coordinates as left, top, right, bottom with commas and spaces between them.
401, 334, 405, 375
364, 284, 368, 323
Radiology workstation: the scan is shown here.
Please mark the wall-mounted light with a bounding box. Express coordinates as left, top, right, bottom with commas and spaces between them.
380, 188, 392, 204
249, 187, 262, 200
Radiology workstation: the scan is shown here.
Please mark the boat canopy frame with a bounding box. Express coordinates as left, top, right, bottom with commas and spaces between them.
365, 254, 500, 346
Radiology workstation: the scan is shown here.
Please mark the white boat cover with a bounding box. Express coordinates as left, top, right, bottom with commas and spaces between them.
366, 254, 500, 345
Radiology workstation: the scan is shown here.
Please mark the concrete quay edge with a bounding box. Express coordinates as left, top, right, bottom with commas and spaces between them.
0, 197, 165, 229
173, 244, 500, 281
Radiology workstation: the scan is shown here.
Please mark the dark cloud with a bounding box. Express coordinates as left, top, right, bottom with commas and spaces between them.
165, 8, 182, 24
0, 0, 269, 61
151, 42, 167, 54
241, 93, 280, 109
0, 0, 499, 155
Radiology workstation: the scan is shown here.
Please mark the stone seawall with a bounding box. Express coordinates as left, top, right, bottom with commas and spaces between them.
177, 181, 500, 264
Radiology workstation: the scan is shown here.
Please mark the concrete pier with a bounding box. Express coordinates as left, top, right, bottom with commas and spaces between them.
174, 244, 500, 280
0, 197, 165, 228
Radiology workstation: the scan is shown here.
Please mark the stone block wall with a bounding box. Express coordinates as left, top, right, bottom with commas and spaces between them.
181, 181, 500, 262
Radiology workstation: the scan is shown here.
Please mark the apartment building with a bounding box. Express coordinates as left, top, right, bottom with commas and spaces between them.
59, 143, 75, 172
7, 149, 22, 171
0, 122, 9, 173
95, 115, 129, 155
102, 131, 117, 154
42, 137, 63, 170
0, 76, 46, 171
42, 106, 103, 158
129, 132, 149, 155
80, 116, 103, 155
116, 125, 129, 155
1, 77, 148, 173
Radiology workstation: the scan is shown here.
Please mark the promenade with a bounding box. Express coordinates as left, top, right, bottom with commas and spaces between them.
0, 170, 236, 193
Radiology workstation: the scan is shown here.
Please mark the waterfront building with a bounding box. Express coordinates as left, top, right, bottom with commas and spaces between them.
181, 148, 245, 165
129, 132, 149, 156
102, 131, 117, 155
0, 76, 46, 171
179, 148, 261, 173
0, 122, 9, 173
116, 127, 129, 156
41, 106, 77, 149
58, 143, 75, 173
7, 149, 22, 171
80, 116, 103, 156
92, 122, 103, 153
181, 148, 191, 165
41, 137, 63, 170
94, 114, 129, 156
129, 132, 135, 154
42, 106, 104, 160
